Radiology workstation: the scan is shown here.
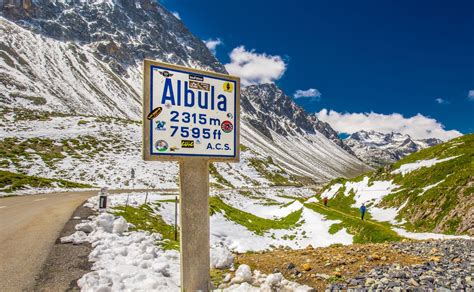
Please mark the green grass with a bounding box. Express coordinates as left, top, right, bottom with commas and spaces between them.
248, 157, 301, 186
383, 134, 474, 234
0, 134, 128, 168
0, 137, 65, 167
305, 202, 403, 243
0, 170, 93, 193
209, 163, 234, 188
315, 134, 474, 235
239, 144, 250, 152
113, 204, 179, 250
210, 269, 228, 287
1, 107, 70, 121
210, 196, 303, 235
237, 190, 280, 205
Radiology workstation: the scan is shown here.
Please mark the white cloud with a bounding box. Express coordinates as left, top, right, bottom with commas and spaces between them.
204, 38, 222, 55
225, 46, 287, 86
294, 88, 321, 101
468, 90, 474, 101
435, 97, 448, 104
316, 109, 462, 141
172, 11, 181, 20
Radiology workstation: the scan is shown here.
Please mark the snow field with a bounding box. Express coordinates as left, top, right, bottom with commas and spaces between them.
66, 193, 320, 291
94, 190, 354, 253
391, 155, 462, 176
0, 112, 295, 193
393, 228, 473, 240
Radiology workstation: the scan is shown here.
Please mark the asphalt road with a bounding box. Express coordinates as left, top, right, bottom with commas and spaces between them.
0, 191, 97, 292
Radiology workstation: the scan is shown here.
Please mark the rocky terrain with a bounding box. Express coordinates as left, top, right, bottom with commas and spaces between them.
328, 239, 473, 290
344, 130, 442, 168
240, 84, 369, 181
236, 239, 473, 291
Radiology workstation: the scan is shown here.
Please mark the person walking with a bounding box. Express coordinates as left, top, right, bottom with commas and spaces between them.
360, 203, 366, 220
323, 197, 328, 207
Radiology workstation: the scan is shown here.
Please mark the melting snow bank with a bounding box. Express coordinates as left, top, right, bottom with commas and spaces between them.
64, 204, 315, 291
86, 192, 354, 253
216, 264, 313, 291
393, 228, 472, 240
62, 213, 181, 291
211, 208, 352, 253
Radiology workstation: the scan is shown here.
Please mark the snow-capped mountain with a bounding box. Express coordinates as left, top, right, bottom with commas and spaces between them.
241, 84, 369, 181
0, 0, 369, 183
242, 84, 355, 154
0, 0, 224, 119
344, 130, 442, 168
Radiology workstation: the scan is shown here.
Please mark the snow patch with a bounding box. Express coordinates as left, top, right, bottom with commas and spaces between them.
343, 177, 398, 207
211, 246, 234, 269
320, 183, 343, 199
392, 155, 461, 176
393, 228, 473, 240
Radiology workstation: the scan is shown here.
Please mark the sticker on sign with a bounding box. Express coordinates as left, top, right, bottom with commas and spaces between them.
143, 60, 240, 161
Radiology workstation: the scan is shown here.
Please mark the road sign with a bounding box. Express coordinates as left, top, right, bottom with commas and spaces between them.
143, 60, 240, 162
142, 60, 240, 292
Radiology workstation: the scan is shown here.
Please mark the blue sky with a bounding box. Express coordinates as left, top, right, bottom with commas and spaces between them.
162, 0, 474, 140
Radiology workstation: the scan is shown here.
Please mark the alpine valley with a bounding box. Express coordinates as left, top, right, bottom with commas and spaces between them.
0, 1, 473, 291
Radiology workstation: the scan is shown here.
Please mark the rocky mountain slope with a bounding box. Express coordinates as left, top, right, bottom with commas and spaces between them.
344, 130, 442, 168
0, 0, 224, 118
0, 0, 369, 184
318, 134, 474, 235
241, 84, 369, 181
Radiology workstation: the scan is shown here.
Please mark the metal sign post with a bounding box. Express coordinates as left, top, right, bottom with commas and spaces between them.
131, 168, 135, 190
142, 60, 240, 291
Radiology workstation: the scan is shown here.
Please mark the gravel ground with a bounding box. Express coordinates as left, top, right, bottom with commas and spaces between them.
328, 239, 473, 291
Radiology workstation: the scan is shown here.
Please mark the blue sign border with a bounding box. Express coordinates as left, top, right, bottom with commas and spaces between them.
149, 65, 237, 158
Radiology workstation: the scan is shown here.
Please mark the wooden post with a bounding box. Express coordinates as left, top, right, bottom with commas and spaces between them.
179, 158, 210, 292
174, 195, 178, 241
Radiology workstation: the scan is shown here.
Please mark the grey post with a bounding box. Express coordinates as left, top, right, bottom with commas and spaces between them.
179, 158, 210, 291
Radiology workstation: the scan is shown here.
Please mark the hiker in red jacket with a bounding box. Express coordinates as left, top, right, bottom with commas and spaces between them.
323, 197, 328, 207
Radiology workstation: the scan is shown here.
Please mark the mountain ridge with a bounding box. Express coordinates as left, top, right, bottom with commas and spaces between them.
344, 130, 442, 168
0, 1, 370, 182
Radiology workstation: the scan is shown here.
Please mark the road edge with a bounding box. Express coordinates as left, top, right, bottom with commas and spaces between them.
33, 204, 95, 291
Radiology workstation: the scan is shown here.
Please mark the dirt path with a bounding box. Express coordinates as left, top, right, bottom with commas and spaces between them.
305, 201, 391, 229
0, 191, 97, 292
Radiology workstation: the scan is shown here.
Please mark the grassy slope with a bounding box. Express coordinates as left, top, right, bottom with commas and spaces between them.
315, 134, 474, 235
113, 203, 180, 250
210, 196, 303, 236
382, 134, 474, 234
0, 170, 93, 193
304, 201, 402, 243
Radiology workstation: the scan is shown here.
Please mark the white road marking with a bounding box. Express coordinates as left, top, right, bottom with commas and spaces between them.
0, 206, 6, 209
34, 198, 47, 202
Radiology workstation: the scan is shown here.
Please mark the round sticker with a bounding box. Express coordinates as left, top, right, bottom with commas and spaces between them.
223, 82, 233, 92
155, 140, 168, 152
221, 120, 233, 133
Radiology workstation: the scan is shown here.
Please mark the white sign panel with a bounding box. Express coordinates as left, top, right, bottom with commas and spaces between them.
143, 60, 240, 161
